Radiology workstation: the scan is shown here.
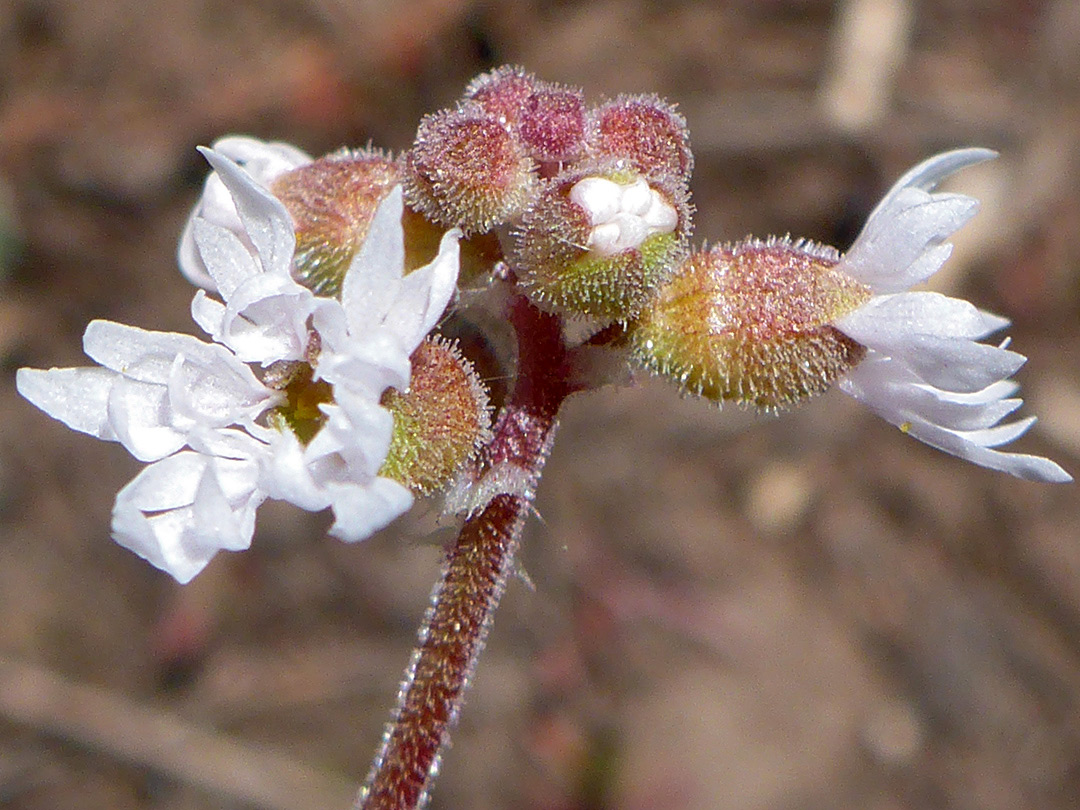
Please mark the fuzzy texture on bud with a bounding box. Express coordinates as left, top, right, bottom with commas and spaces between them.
464, 65, 538, 125
586, 94, 694, 184
404, 105, 538, 235
379, 337, 492, 494
515, 165, 689, 320
519, 84, 586, 163
465, 66, 585, 166
271, 149, 402, 297
630, 238, 872, 409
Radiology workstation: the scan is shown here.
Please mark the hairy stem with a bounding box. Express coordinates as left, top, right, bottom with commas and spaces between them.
357, 294, 573, 810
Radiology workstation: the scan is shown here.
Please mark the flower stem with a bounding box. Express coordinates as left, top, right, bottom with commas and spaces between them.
356, 294, 574, 810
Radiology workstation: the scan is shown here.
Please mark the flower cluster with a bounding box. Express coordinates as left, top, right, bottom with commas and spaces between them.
18, 143, 462, 582
17, 69, 1071, 585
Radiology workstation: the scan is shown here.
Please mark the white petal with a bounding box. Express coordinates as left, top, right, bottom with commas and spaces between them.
839, 354, 1072, 483
897, 416, 1072, 483
108, 375, 187, 462
391, 226, 461, 347
191, 218, 260, 300
835, 293, 1024, 393
326, 477, 413, 543
84, 321, 250, 385
165, 352, 278, 428
116, 450, 208, 510
889, 334, 1024, 393
216, 274, 314, 364
178, 215, 219, 292
198, 147, 296, 277
866, 148, 998, 220
836, 292, 1004, 341
569, 177, 621, 224
112, 451, 263, 582
839, 148, 996, 293
310, 391, 394, 477
17, 367, 118, 442
259, 429, 334, 512
187, 426, 268, 461
178, 137, 310, 292
112, 503, 219, 584
342, 186, 406, 331
840, 356, 1021, 431
83, 320, 274, 413
191, 290, 226, 337
209, 136, 312, 179
190, 459, 261, 552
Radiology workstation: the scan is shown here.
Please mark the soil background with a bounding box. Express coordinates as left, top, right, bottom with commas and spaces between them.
2, 1, 1080, 809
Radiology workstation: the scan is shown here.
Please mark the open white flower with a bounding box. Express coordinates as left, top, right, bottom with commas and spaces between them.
178, 136, 313, 291
832, 149, 1071, 483
18, 147, 461, 582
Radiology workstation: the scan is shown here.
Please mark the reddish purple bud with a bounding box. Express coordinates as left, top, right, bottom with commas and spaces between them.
405, 106, 538, 235
519, 83, 586, 163
464, 65, 538, 125
587, 94, 693, 183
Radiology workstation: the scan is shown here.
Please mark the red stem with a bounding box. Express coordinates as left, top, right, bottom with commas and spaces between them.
356, 294, 574, 810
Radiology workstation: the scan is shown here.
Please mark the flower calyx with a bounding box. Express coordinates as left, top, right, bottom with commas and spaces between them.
630, 237, 873, 410
379, 336, 492, 495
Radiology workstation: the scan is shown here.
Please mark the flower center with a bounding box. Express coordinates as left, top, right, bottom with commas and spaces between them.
264, 360, 334, 444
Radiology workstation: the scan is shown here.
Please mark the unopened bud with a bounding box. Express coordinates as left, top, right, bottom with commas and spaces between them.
519, 83, 586, 164
464, 65, 538, 125
466, 66, 586, 166
271, 149, 401, 296
379, 337, 492, 494
629, 238, 872, 410
404, 106, 538, 235
515, 165, 689, 320
587, 94, 693, 184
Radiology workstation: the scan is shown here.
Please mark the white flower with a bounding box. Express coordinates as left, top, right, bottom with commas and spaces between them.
178, 136, 313, 291
832, 149, 1071, 483
18, 146, 462, 582
569, 175, 678, 256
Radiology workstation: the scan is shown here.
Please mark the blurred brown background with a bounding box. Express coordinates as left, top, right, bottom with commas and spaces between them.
1, 1, 1079, 808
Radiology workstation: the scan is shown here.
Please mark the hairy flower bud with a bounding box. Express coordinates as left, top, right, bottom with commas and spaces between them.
630, 238, 872, 410
404, 106, 538, 235
271, 149, 401, 296
514, 165, 689, 320
465, 66, 585, 166
379, 337, 492, 495
587, 94, 693, 184
464, 65, 538, 125
519, 84, 586, 164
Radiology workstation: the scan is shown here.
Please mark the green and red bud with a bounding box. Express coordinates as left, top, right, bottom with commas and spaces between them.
272, 149, 402, 297
514, 164, 690, 321
379, 337, 492, 495
404, 105, 538, 235
629, 238, 872, 410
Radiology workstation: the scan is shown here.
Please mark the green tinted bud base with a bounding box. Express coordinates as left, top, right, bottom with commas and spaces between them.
380, 338, 492, 495
523, 231, 683, 321
630, 239, 872, 411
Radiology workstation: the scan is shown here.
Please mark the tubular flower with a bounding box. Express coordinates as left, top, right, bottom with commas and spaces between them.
18, 148, 462, 582
830, 149, 1071, 482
